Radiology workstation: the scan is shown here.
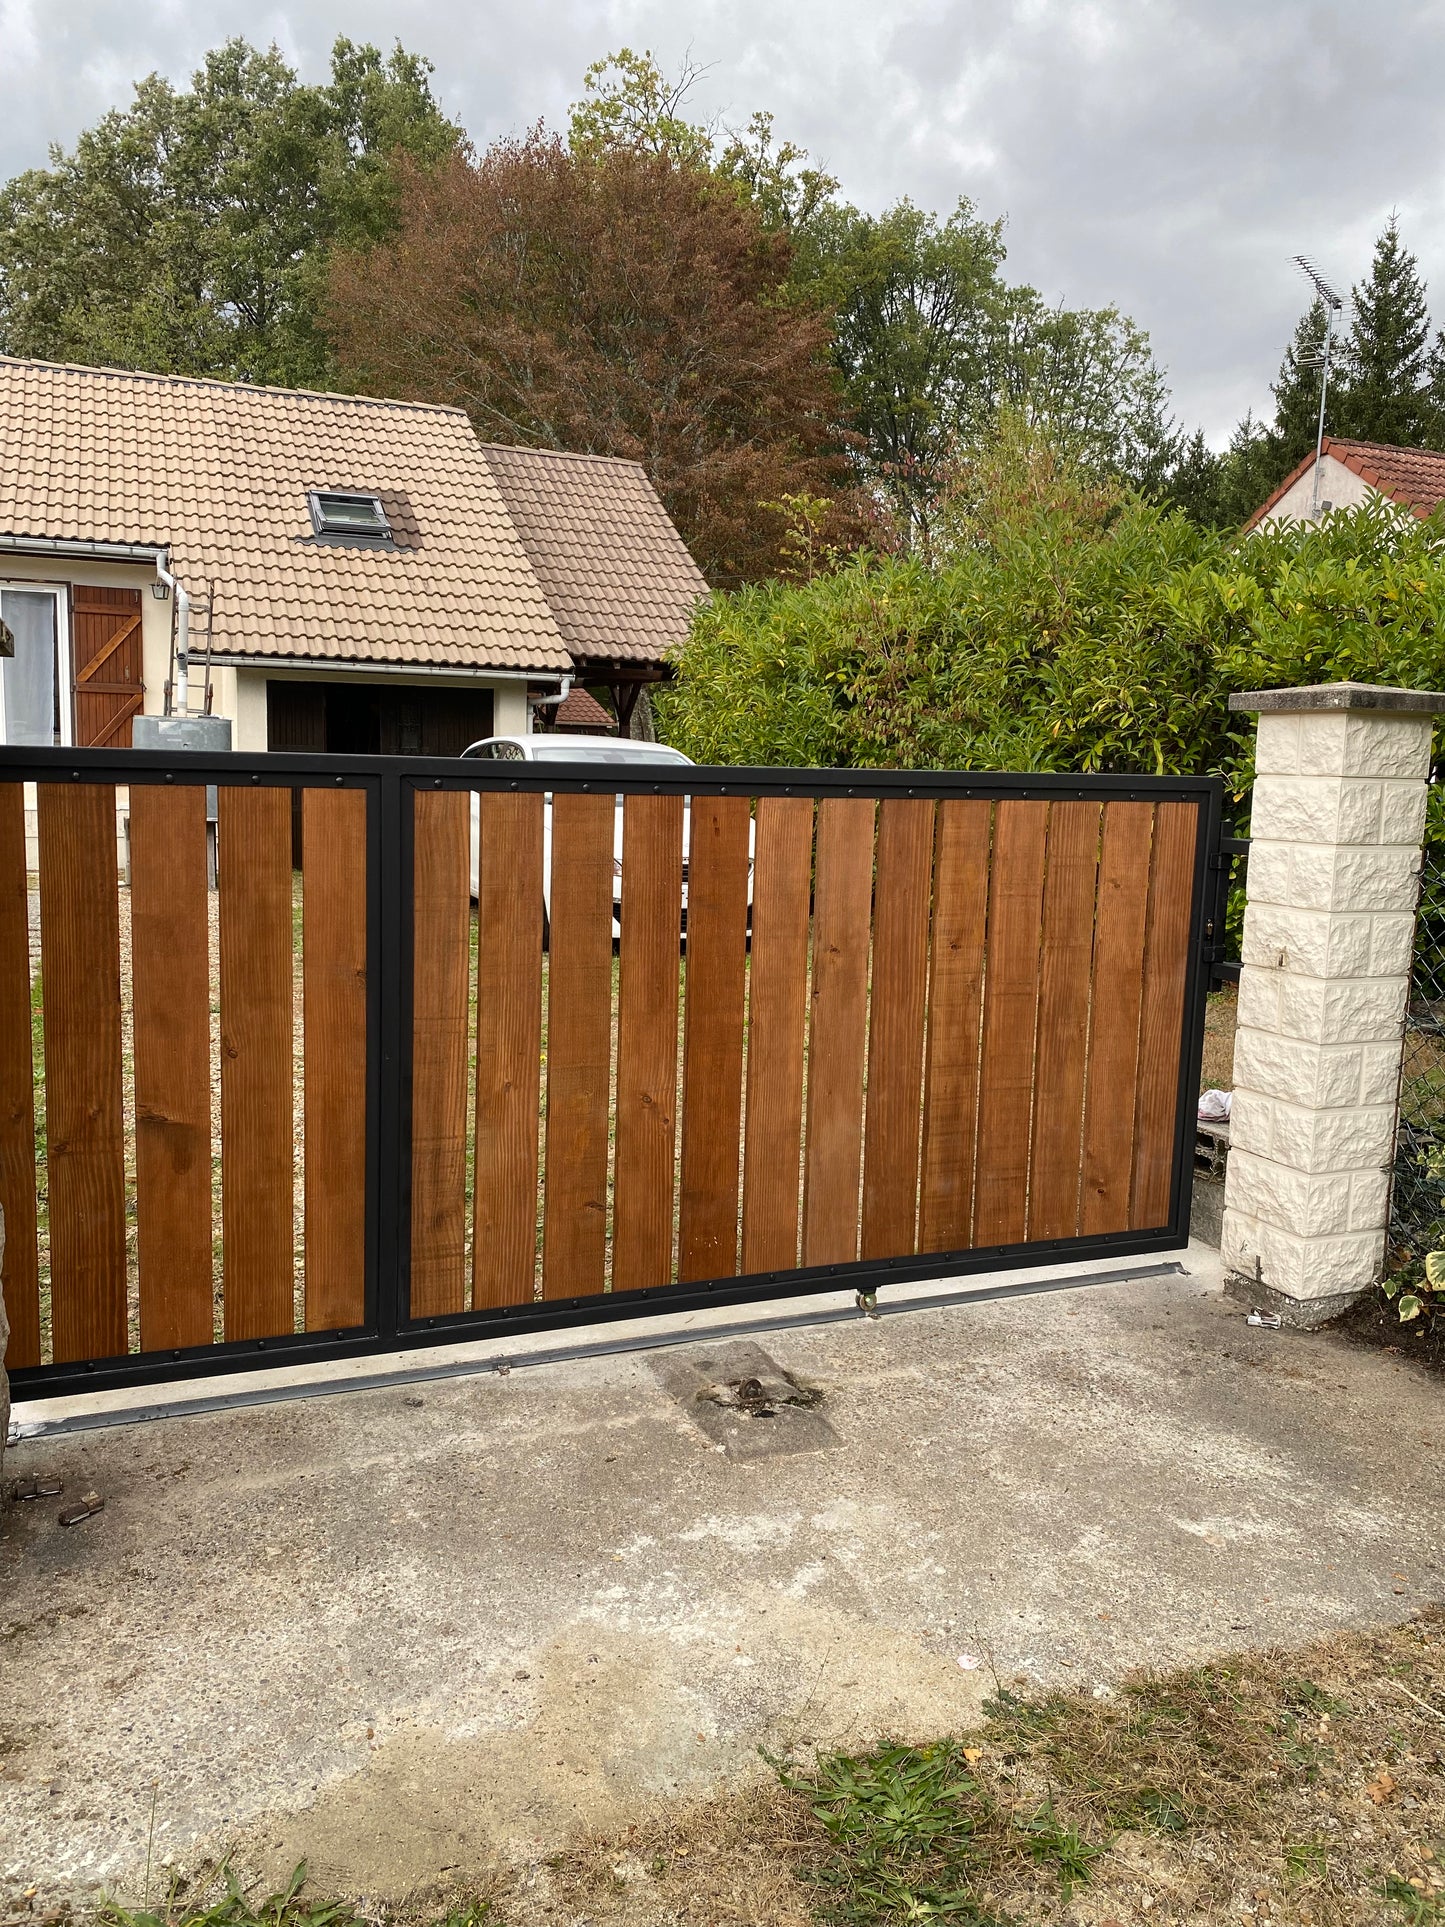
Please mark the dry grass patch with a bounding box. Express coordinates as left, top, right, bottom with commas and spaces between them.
502, 1611, 1445, 1927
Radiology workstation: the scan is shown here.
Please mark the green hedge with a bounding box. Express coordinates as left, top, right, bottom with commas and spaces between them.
657, 496, 1445, 797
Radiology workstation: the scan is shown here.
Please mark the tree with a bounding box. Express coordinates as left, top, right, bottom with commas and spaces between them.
0, 37, 458, 387
1212, 411, 1288, 527
1160, 427, 1228, 529
325, 133, 861, 584
790, 199, 1009, 550
567, 47, 715, 167
994, 295, 1179, 495
1338, 216, 1435, 445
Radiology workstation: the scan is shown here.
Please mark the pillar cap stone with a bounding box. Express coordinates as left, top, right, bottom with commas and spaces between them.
1229, 682, 1445, 715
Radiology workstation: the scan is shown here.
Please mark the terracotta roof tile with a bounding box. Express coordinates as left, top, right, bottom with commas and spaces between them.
551, 686, 616, 731
480, 443, 708, 667
1248, 436, 1445, 529
0, 356, 571, 673
1322, 437, 1445, 513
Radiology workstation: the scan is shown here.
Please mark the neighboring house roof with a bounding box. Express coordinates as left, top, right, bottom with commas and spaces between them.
1247, 436, 1445, 530
480, 443, 708, 670
0, 356, 571, 674
550, 687, 616, 732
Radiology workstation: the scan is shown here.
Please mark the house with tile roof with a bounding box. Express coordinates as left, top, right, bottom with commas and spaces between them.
1247, 436, 1445, 532
0, 356, 706, 753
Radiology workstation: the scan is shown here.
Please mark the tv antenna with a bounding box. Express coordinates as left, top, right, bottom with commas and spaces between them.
1294, 256, 1345, 518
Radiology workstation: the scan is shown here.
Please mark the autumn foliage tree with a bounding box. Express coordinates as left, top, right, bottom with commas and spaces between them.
325, 132, 863, 583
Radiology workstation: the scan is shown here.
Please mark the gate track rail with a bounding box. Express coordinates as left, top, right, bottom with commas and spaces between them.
1, 747, 1224, 1400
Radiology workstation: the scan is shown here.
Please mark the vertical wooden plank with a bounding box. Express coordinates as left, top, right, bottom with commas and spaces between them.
740, 797, 814, 1275
219, 785, 295, 1342
303, 787, 368, 1330
1130, 802, 1199, 1229
678, 796, 752, 1282
0, 785, 40, 1368
919, 800, 991, 1254
38, 783, 126, 1361
613, 793, 684, 1291
1080, 800, 1155, 1235
802, 796, 876, 1268
409, 788, 470, 1318
130, 784, 213, 1351
861, 799, 935, 1260
473, 791, 546, 1309
1027, 800, 1101, 1241
541, 791, 615, 1299
972, 800, 1049, 1247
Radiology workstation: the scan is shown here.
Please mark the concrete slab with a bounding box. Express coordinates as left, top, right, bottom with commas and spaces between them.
1, 1244, 1440, 1906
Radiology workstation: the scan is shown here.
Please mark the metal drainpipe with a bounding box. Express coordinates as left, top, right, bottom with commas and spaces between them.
531, 673, 573, 724
155, 553, 191, 715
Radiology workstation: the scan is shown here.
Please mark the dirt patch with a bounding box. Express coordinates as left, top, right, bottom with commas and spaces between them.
500, 1610, 1445, 1927
1337, 1290, 1445, 1379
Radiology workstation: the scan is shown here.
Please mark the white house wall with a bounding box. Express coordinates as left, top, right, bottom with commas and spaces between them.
1255, 454, 1375, 528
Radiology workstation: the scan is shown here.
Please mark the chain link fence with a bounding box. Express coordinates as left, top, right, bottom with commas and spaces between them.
1387, 815, 1445, 1310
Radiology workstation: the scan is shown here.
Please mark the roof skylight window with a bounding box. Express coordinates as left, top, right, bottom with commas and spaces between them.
308, 490, 392, 542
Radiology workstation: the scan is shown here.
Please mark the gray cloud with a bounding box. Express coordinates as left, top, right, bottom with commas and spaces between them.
4, 0, 1443, 439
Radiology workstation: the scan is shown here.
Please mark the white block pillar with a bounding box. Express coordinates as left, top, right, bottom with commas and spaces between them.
1223, 682, 1443, 1328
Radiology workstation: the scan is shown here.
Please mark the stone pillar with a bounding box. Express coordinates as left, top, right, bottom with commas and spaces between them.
1222, 683, 1443, 1328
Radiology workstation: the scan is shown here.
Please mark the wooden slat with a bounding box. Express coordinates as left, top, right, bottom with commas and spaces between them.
801, 796, 876, 1268
38, 783, 126, 1361
1027, 801, 1101, 1241
677, 797, 752, 1281
740, 797, 814, 1275
1080, 801, 1155, 1235
972, 800, 1049, 1247
0, 785, 40, 1368
130, 784, 213, 1351
919, 800, 992, 1253
613, 793, 684, 1292
303, 788, 369, 1330
473, 792, 545, 1308
1130, 802, 1199, 1229
409, 788, 471, 1318
218, 785, 295, 1342
541, 792, 615, 1299
861, 799, 934, 1259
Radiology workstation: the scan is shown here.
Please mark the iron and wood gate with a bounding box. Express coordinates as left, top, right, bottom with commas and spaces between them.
0, 749, 1223, 1400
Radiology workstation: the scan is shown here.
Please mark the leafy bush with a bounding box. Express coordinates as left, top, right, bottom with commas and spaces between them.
658, 493, 1445, 799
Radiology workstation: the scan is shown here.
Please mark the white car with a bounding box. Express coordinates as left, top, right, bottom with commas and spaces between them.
462, 732, 737, 935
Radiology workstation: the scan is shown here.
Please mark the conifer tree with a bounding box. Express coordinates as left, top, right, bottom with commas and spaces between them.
1336, 216, 1434, 445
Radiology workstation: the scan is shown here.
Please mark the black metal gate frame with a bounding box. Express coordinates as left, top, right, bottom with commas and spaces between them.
3, 747, 1224, 1400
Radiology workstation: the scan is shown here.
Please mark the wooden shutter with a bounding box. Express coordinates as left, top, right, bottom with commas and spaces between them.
71, 586, 144, 748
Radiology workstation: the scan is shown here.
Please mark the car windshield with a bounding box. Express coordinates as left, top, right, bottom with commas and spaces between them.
527, 742, 693, 766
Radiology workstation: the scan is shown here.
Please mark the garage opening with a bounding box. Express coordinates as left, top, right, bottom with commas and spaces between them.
266, 679, 494, 758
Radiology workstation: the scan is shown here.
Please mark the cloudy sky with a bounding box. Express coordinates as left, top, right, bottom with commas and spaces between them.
4, 0, 1442, 443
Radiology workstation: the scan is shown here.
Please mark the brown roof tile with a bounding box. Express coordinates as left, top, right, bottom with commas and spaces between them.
480, 443, 708, 668
0, 356, 572, 673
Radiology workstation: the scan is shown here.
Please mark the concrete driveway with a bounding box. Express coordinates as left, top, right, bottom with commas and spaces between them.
1, 1245, 1439, 1905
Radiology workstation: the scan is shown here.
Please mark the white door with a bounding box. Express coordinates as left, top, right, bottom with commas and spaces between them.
0, 586, 69, 747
